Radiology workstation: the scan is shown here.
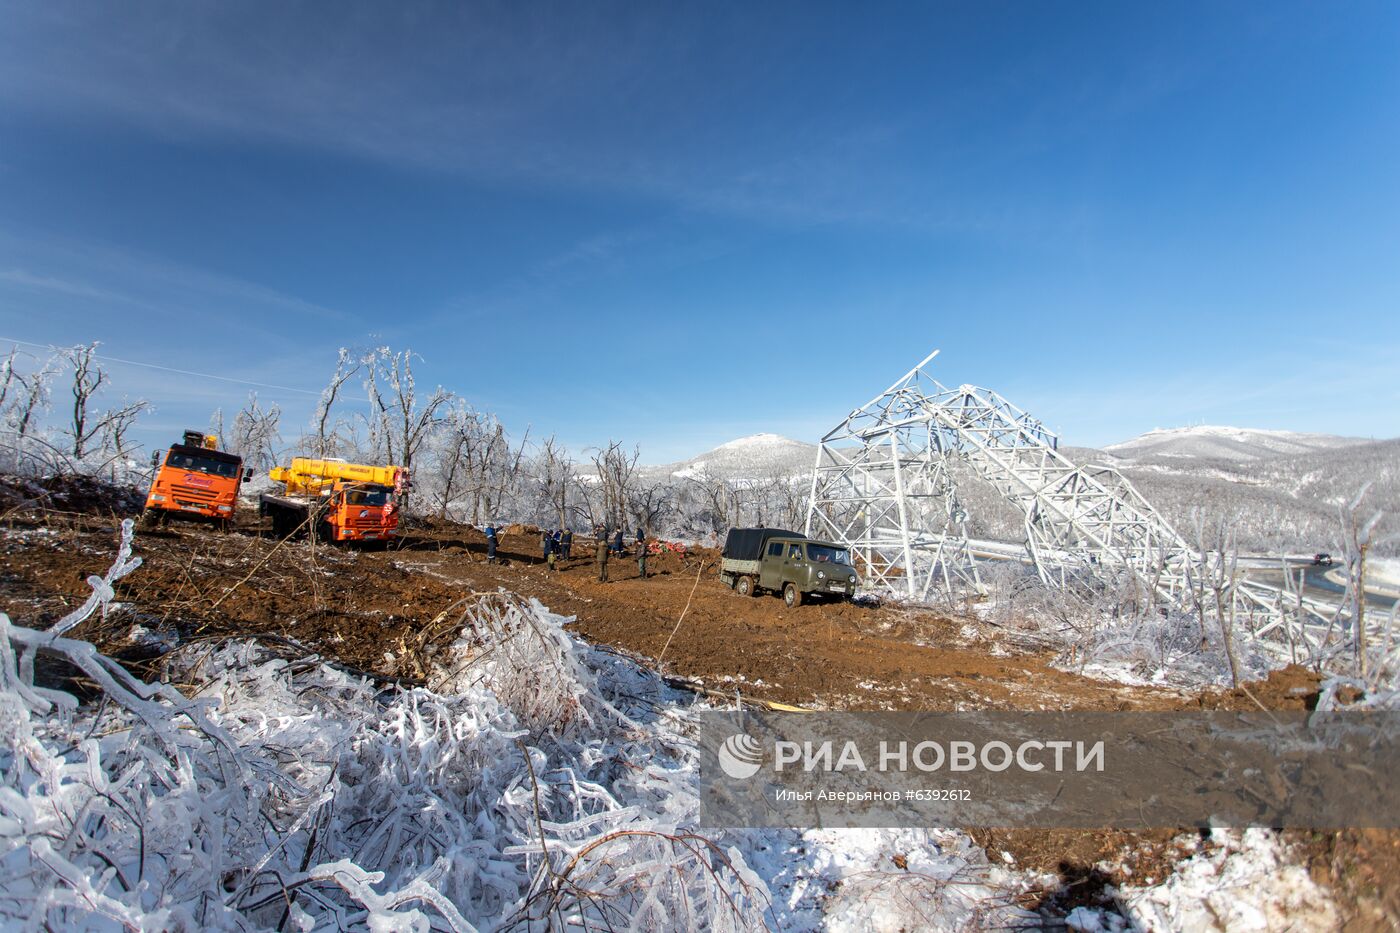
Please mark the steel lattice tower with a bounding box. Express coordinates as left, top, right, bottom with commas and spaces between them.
805, 350, 1352, 661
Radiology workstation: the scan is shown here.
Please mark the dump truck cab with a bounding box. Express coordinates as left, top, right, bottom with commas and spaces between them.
142, 430, 252, 528
719, 527, 859, 607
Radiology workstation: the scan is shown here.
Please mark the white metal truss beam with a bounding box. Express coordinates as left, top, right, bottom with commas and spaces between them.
805, 350, 1359, 661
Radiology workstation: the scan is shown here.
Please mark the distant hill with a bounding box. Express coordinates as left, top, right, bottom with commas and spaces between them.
1102, 425, 1370, 462
986, 433, 1399, 556
641, 433, 816, 481
641, 428, 1399, 557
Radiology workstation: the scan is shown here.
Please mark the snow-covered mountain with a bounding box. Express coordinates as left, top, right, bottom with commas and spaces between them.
1103, 426, 1370, 462
643, 433, 816, 481
646, 426, 1380, 482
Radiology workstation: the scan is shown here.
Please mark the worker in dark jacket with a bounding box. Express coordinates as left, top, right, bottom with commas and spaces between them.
596, 534, 610, 582
540, 530, 551, 563
561, 528, 573, 560
485, 525, 498, 564
636, 533, 648, 579
612, 528, 624, 555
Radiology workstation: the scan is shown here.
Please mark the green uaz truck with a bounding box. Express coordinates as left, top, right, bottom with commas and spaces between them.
719, 527, 859, 607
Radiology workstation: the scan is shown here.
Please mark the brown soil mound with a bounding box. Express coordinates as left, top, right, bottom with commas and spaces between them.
0, 473, 145, 520
0, 506, 463, 681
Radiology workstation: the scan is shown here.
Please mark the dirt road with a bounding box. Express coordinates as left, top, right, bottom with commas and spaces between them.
392, 524, 1199, 711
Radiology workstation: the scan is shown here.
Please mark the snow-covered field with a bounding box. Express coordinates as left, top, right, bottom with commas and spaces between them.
0, 522, 1345, 931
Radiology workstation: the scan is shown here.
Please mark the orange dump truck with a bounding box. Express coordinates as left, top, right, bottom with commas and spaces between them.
142, 430, 252, 529
260, 457, 406, 545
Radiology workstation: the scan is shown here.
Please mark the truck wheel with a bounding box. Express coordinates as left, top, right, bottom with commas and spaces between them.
736, 575, 756, 597
783, 583, 803, 608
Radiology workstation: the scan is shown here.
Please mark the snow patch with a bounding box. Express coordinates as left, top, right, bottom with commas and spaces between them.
1117, 829, 1338, 931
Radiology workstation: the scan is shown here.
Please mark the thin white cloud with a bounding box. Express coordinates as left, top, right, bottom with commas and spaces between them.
0, 268, 134, 303
0, 3, 1183, 233
0, 230, 349, 328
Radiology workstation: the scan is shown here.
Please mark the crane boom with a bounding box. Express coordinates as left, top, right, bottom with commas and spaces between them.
269, 458, 404, 497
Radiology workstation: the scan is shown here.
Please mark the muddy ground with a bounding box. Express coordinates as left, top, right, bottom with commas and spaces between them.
0, 475, 1393, 928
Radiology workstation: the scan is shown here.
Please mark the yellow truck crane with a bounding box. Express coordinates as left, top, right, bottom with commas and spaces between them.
260, 457, 407, 545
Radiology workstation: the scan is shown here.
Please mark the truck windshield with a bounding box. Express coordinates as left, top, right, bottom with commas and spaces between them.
166, 451, 240, 478
807, 544, 851, 565
345, 488, 390, 506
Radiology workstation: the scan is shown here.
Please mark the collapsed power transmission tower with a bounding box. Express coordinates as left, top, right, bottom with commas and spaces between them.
803, 351, 984, 602
805, 350, 1346, 660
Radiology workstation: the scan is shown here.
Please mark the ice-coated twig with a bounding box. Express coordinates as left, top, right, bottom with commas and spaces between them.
43, 517, 142, 639
1, 531, 776, 932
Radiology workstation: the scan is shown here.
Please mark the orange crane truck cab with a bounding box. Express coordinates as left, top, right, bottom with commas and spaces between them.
141, 430, 253, 530
260, 458, 406, 546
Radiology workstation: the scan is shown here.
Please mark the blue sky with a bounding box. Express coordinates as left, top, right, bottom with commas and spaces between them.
1, 1, 1397, 462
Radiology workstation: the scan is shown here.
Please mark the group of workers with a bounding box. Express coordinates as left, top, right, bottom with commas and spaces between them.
538, 527, 574, 566
479, 523, 650, 582
591, 524, 649, 582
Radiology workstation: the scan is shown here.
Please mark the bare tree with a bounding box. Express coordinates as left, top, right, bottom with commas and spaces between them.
762, 469, 807, 531
534, 436, 576, 530
1193, 518, 1243, 687
684, 466, 742, 535
62, 343, 106, 459
430, 401, 476, 519
362, 347, 451, 474
311, 348, 360, 458
227, 392, 282, 470
209, 407, 225, 447
590, 441, 640, 531
1339, 483, 1386, 679
480, 425, 528, 524
1, 350, 56, 446
99, 397, 151, 478
628, 479, 674, 537
0, 347, 18, 414
361, 346, 389, 459
428, 401, 519, 521
54, 343, 150, 470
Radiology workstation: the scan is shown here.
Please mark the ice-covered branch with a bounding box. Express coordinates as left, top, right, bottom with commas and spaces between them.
1, 536, 771, 931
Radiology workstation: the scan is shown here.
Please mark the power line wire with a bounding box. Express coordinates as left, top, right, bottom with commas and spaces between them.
1, 336, 368, 401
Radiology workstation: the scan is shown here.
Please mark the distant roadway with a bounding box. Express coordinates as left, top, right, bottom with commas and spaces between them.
961, 538, 1397, 614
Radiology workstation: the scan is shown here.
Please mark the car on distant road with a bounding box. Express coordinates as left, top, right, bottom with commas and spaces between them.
1312, 553, 1334, 567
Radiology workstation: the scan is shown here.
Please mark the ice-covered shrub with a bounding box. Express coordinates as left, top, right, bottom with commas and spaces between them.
0, 530, 771, 931
977, 560, 1279, 687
